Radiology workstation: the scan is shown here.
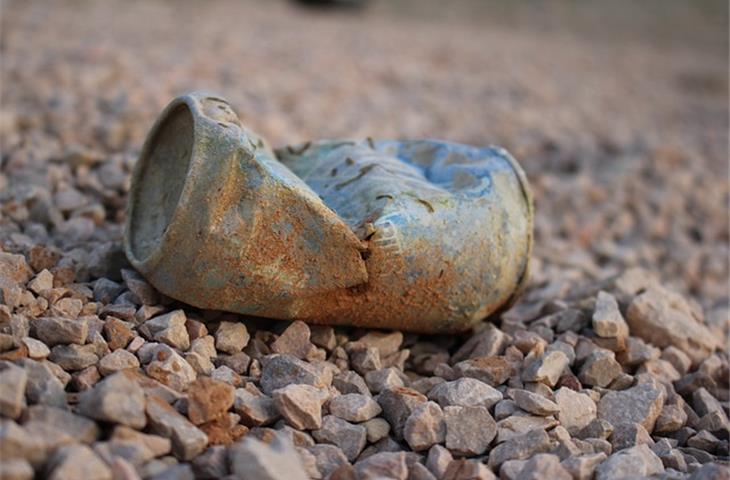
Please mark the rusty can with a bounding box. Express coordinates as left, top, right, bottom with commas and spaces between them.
124, 92, 533, 333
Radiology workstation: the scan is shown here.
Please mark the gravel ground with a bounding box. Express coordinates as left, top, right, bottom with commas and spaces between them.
0, 1, 728, 479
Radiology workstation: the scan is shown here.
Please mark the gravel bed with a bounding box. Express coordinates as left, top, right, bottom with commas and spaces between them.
0, 1, 728, 479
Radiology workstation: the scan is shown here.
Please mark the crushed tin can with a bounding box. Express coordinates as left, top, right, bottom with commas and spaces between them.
123, 92, 533, 333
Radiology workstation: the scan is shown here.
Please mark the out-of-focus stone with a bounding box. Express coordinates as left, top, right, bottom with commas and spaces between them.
0, 361, 27, 418
512, 389, 560, 416
46, 444, 112, 480
145, 396, 208, 460
187, 377, 235, 425
32, 316, 88, 346
78, 371, 146, 429
354, 451, 408, 480
233, 387, 279, 427
229, 434, 308, 480
594, 443, 664, 480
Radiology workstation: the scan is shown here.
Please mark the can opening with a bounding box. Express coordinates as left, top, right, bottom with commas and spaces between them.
128, 103, 194, 263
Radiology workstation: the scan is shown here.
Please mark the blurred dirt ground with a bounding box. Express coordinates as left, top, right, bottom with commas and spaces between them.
1, 0, 728, 308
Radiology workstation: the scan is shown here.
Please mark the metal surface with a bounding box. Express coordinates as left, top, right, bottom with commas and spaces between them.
124, 92, 533, 333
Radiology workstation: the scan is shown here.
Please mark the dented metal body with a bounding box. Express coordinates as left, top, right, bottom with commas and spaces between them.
124, 92, 533, 333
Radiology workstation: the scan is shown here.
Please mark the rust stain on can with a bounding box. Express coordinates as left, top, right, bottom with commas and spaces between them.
124, 92, 533, 333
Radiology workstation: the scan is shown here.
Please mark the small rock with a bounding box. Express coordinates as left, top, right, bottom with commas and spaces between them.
522, 350, 569, 387
356, 331, 403, 357
16, 358, 66, 407
0, 361, 27, 418
97, 348, 140, 376
363, 417, 390, 443
661, 346, 692, 375
214, 321, 249, 354
333, 370, 370, 396
32, 316, 88, 346
578, 350, 622, 387
377, 386, 427, 440
144, 344, 197, 391
312, 415, 366, 462
354, 451, 408, 480
191, 445, 228, 479
187, 377, 235, 425
598, 381, 666, 432
146, 395, 208, 460
48, 343, 98, 370
626, 287, 717, 367
27, 269, 53, 294
496, 415, 559, 443
512, 389, 560, 416
592, 291, 628, 340
20, 336, 50, 359
452, 355, 512, 386
516, 453, 571, 480
46, 444, 112, 480
229, 434, 308, 480
306, 444, 349, 478
111, 425, 172, 457
23, 405, 99, 442
93, 278, 125, 304
428, 377, 502, 409
444, 405, 496, 456
0, 458, 33, 480
78, 371, 146, 429
272, 384, 327, 430
443, 459, 496, 480
271, 320, 315, 359
329, 393, 382, 422
364, 367, 408, 393
403, 401, 446, 451
487, 429, 551, 469
348, 345, 382, 375
309, 326, 337, 351
233, 387, 279, 426
0, 253, 33, 290
654, 404, 688, 434
610, 422, 653, 451
144, 310, 190, 351
560, 453, 606, 480
594, 444, 664, 480
426, 444, 453, 478
260, 354, 331, 394
554, 387, 596, 434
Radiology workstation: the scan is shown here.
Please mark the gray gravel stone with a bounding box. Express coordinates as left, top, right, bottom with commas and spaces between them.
578, 350, 622, 387
234, 386, 279, 426
144, 310, 190, 350
229, 434, 308, 480
272, 384, 327, 430
452, 355, 512, 386
146, 396, 208, 460
444, 405, 496, 456
260, 354, 331, 394
487, 428, 552, 469
214, 321, 249, 354
48, 343, 99, 371
0, 361, 27, 418
594, 443, 664, 480
560, 453, 606, 480
306, 444, 349, 479
512, 389, 560, 416
46, 444, 112, 480
97, 348, 140, 376
354, 451, 408, 480
403, 401, 446, 451
312, 415, 366, 462
377, 386, 427, 440
598, 381, 666, 432
0, 458, 33, 480
18, 358, 66, 407
428, 377, 502, 409
554, 387, 596, 435
364, 367, 408, 393
363, 417, 390, 443
33, 316, 88, 346
592, 291, 629, 340
329, 393, 382, 422
270, 320, 315, 359
522, 350, 569, 387
144, 344, 196, 391
516, 453, 571, 480
78, 371, 147, 429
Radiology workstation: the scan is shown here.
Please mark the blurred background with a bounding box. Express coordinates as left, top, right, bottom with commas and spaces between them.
1, 0, 728, 313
